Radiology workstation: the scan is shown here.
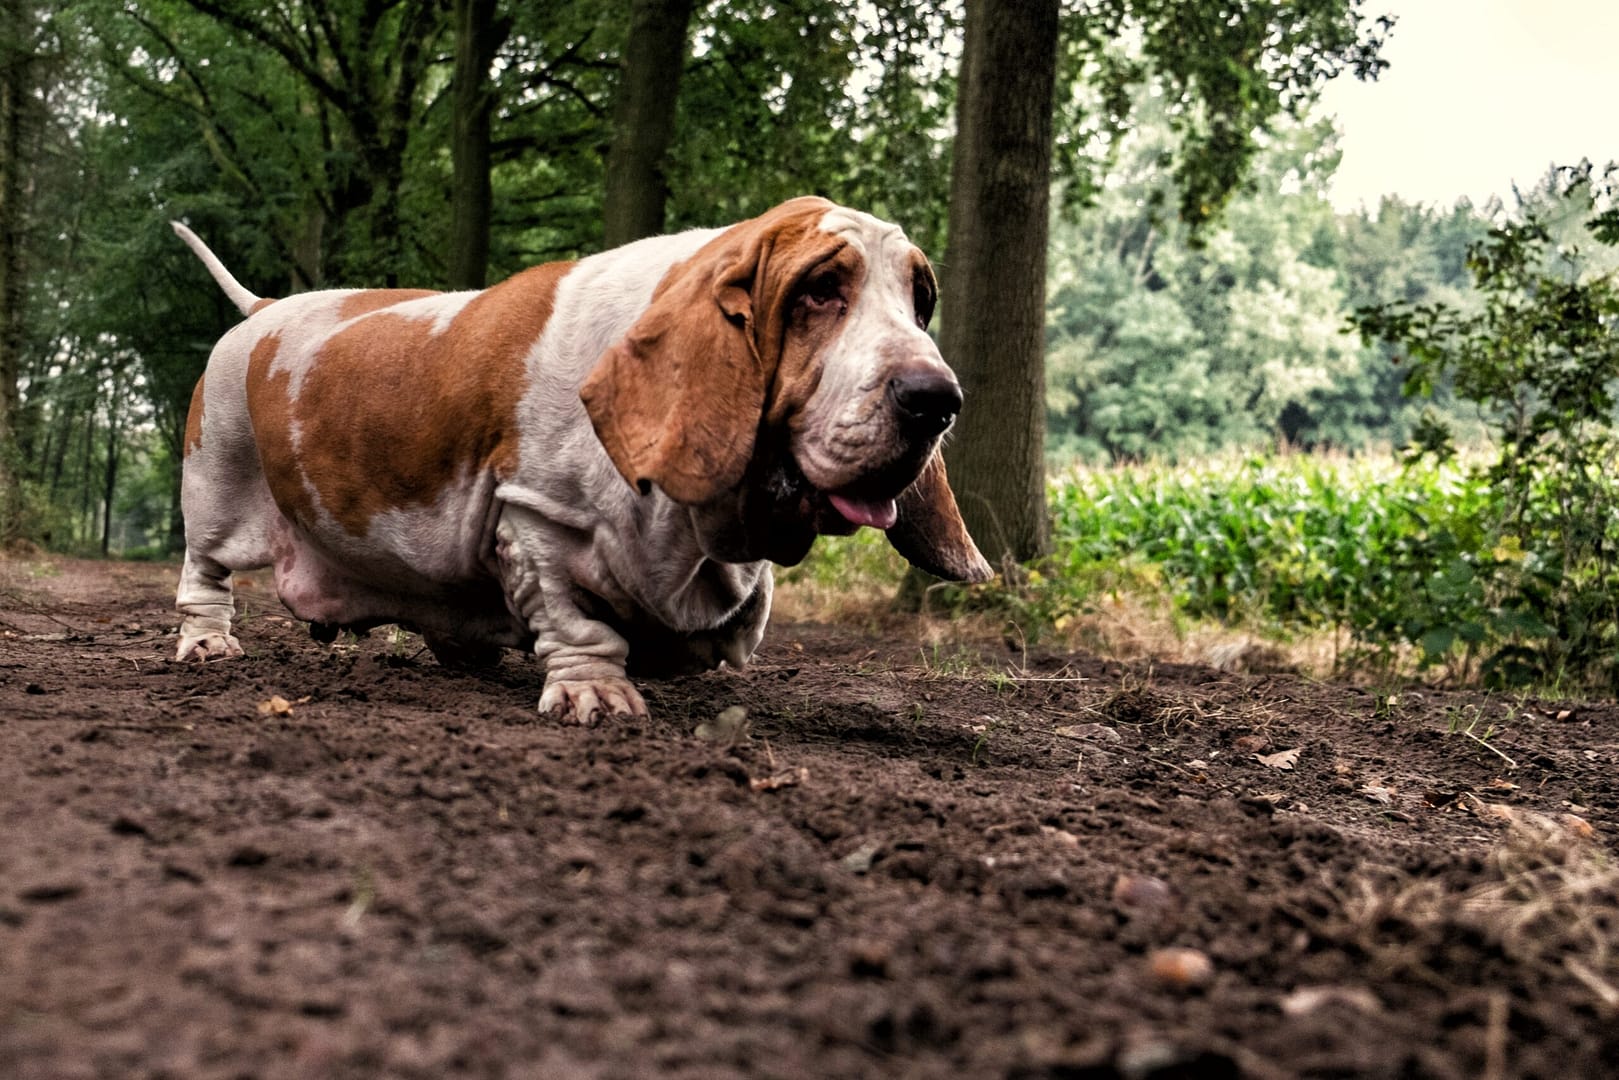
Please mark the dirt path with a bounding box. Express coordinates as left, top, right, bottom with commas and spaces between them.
3, 557, 1617, 1079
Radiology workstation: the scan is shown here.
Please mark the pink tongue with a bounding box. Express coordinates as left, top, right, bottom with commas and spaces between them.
828, 494, 898, 530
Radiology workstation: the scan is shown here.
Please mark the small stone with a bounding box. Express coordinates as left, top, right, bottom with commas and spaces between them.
1112, 873, 1173, 913
1147, 947, 1214, 990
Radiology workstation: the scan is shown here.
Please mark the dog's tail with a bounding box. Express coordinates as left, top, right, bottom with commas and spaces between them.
170, 221, 264, 317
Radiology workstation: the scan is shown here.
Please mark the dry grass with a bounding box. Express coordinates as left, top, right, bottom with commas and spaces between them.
1325, 806, 1619, 1014
772, 569, 1351, 679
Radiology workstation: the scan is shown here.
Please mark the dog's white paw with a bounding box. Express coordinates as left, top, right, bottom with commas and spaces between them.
175, 631, 244, 662
539, 677, 648, 724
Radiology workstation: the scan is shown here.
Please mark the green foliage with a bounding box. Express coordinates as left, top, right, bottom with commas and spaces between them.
1044, 453, 1527, 670
1045, 101, 1490, 462
789, 452, 1571, 685
1357, 163, 1619, 689
1052, 0, 1391, 226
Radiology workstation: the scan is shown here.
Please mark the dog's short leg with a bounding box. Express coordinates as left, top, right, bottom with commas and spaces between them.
495, 506, 646, 723
175, 549, 244, 661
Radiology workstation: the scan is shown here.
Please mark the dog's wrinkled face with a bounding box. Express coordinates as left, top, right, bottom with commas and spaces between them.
583, 196, 991, 582
783, 205, 959, 534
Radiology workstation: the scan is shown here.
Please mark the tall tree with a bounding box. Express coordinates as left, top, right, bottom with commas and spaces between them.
602, 0, 694, 247
448, 0, 510, 288
939, 0, 1060, 565
0, 0, 36, 542
160, 0, 447, 284
943, 0, 1390, 565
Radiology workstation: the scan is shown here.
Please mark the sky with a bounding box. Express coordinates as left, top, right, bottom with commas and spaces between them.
1317, 0, 1619, 212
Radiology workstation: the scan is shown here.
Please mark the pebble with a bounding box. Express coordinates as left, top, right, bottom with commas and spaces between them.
1147, 947, 1214, 989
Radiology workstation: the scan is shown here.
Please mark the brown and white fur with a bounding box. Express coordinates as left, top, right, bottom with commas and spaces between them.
173, 196, 991, 722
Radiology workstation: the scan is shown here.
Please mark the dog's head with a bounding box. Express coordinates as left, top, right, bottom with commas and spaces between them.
581, 196, 992, 581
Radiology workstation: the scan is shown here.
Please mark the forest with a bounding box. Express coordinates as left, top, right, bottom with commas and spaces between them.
4, 0, 1619, 689
4, 0, 1405, 555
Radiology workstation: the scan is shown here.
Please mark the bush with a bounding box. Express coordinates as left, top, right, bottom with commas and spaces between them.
1356, 163, 1619, 688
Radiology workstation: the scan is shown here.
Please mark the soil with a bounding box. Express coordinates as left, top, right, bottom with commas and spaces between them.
4, 556, 1619, 1080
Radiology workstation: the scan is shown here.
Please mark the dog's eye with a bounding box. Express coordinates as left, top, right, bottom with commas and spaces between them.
800, 271, 844, 312
913, 272, 936, 330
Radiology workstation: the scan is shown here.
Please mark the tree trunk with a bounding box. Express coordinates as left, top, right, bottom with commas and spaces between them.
938, 0, 1059, 566
78, 411, 92, 543
0, 0, 32, 545
448, 0, 508, 289
602, 0, 694, 248
100, 407, 119, 557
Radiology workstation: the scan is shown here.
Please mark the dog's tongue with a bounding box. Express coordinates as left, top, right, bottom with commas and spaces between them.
828, 493, 898, 530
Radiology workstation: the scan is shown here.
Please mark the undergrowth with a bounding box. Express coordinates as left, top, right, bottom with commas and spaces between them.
777, 447, 1619, 691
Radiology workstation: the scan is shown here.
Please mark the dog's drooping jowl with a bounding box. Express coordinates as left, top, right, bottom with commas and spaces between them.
174, 197, 991, 722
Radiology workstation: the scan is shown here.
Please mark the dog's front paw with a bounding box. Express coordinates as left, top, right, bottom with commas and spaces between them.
539, 677, 648, 724
175, 630, 244, 662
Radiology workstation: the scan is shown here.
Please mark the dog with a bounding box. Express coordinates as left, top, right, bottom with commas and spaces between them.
172, 196, 992, 722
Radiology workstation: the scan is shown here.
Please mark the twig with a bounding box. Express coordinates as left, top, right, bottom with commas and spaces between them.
1458, 727, 1519, 770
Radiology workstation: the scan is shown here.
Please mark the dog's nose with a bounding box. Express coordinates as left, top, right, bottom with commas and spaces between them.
887, 370, 962, 438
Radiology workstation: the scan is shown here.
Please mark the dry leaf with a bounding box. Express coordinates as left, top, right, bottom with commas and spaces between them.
1357, 784, 1394, 805
1562, 813, 1596, 841
695, 705, 750, 744
749, 767, 808, 792
1256, 747, 1301, 770
256, 695, 293, 716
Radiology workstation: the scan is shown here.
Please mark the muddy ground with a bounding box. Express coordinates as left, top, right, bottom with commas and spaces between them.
3, 556, 1618, 1079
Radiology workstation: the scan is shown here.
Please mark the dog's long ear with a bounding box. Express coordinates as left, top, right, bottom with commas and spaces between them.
887, 451, 994, 582
583, 197, 836, 505
581, 247, 767, 505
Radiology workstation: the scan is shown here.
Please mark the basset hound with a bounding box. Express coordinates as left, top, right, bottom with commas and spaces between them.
172, 196, 992, 722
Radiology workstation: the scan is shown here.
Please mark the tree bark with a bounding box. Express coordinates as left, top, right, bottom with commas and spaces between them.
0, 0, 32, 544
100, 401, 119, 556
602, 0, 694, 248
938, 0, 1060, 566
448, 0, 508, 288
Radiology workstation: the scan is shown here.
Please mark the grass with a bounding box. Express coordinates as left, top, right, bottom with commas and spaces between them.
1327, 807, 1619, 1017
774, 448, 1599, 688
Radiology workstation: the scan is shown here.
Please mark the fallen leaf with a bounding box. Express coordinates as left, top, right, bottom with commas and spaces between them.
1232, 734, 1270, 755
1556, 709, 1574, 722
1256, 747, 1301, 770
1357, 784, 1394, 805
257, 695, 293, 716
1562, 813, 1596, 841
695, 705, 750, 744
1486, 777, 1520, 791
749, 767, 808, 793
